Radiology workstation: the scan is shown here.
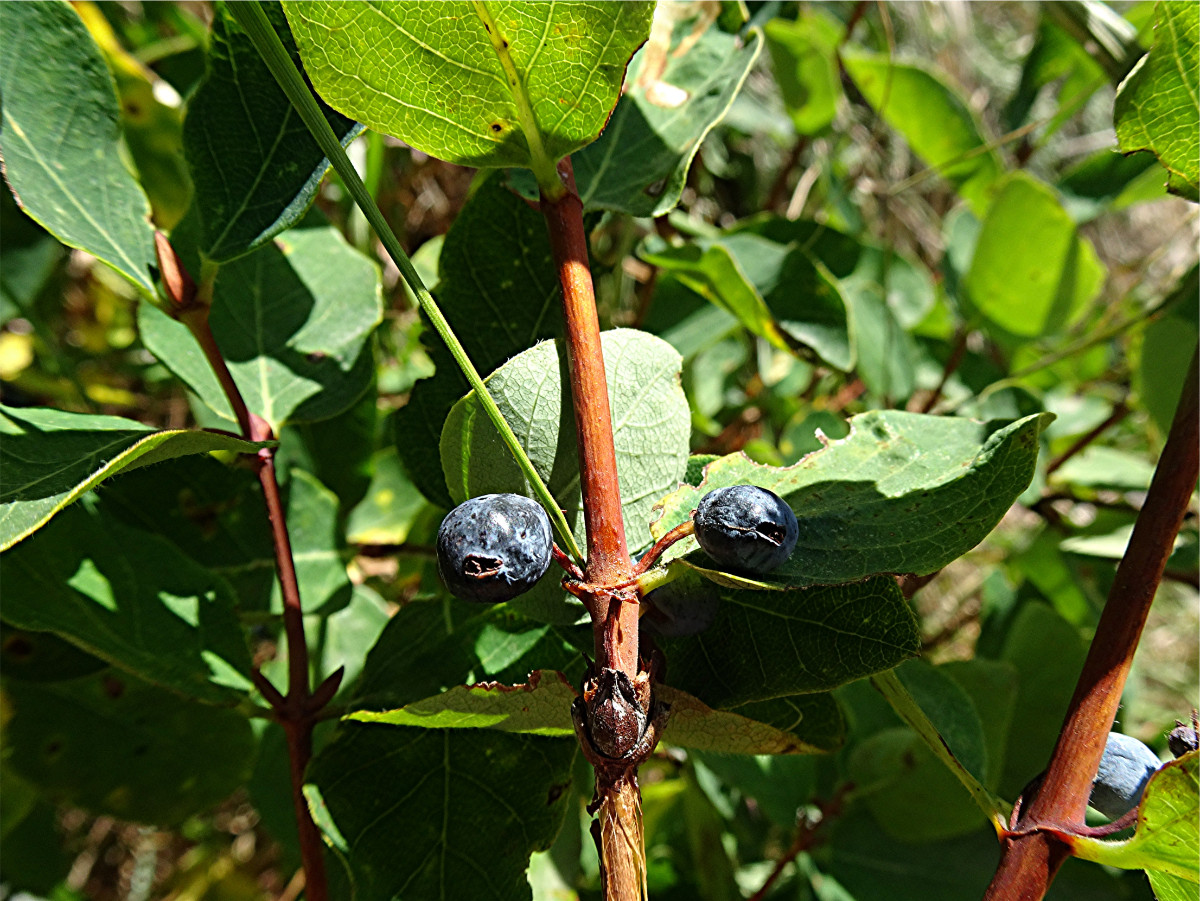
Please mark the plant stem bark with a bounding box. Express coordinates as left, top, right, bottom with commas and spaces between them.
984, 347, 1198, 900
541, 158, 638, 673
542, 158, 647, 901
159, 236, 329, 901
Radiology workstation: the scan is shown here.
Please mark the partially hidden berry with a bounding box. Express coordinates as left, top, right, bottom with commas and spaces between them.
1168, 714, 1199, 758
436, 494, 552, 603
641, 577, 720, 638
693, 485, 799, 573
1089, 731, 1162, 819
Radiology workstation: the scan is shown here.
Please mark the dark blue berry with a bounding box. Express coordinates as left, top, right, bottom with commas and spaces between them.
1168, 715, 1198, 758
642, 578, 720, 638
436, 494, 552, 603
1089, 731, 1161, 819
693, 485, 798, 573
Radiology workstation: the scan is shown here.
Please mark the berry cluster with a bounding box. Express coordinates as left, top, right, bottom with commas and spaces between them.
435, 485, 799, 615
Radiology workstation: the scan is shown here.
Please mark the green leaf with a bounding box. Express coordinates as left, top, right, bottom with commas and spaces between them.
940, 658, 1020, 789
841, 49, 1005, 216
396, 175, 562, 509
764, 12, 842, 135
997, 602, 1088, 798
3, 670, 255, 825
0, 1, 156, 295
640, 238, 798, 354
138, 218, 382, 430
1052, 446, 1157, 493
643, 229, 855, 370
1074, 752, 1199, 881
345, 447, 431, 546
1115, 1, 1200, 201
650, 411, 1051, 587
856, 662, 999, 842
1, 626, 108, 684
307, 725, 576, 901
728, 692, 846, 754
184, 1, 362, 262
442, 328, 691, 557
351, 669, 576, 735
656, 685, 833, 755
965, 173, 1105, 339
1149, 871, 1200, 901
351, 598, 587, 713
0, 405, 267, 552
99, 457, 352, 617
284, 1, 655, 188
2, 503, 253, 705
655, 576, 920, 709
1137, 265, 1199, 436
352, 671, 835, 755
1, 187, 67, 325
1004, 18, 1106, 140
540, 18, 761, 216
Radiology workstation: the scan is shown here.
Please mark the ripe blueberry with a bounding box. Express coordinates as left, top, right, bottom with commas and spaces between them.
436, 494, 552, 603
1089, 731, 1161, 819
693, 485, 798, 573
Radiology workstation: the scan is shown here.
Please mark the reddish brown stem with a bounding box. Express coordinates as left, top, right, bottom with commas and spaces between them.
542, 158, 651, 901
166, 238, 328, 901
1044, 401, 1129, 477
746, 785, 850, 901
633, 521, 695, 576
541, 158, 638, 675
985, 348, 1198, 900
914, 327, 968, 414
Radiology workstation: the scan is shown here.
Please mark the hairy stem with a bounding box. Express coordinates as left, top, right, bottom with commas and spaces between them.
984, 347, 1199, 900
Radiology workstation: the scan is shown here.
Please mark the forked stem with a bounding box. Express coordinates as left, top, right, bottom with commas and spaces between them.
156, 235, 328, 901
984, 347, 1199, 900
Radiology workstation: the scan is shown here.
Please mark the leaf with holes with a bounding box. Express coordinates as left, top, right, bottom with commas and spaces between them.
649, 411, 1051, 587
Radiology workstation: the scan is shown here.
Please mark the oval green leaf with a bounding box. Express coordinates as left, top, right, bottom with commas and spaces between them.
138, 218, 383, 430
442, 328, 691, 555
0, 405, 268, 552
650, 410, 1052, 587
0, 1, 157, 295
285, 1, 655, 188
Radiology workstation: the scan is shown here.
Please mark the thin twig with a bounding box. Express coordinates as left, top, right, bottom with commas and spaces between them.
1044, 401, 1129, 477
158, 233, 329, 901
746, 785, 851, 901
